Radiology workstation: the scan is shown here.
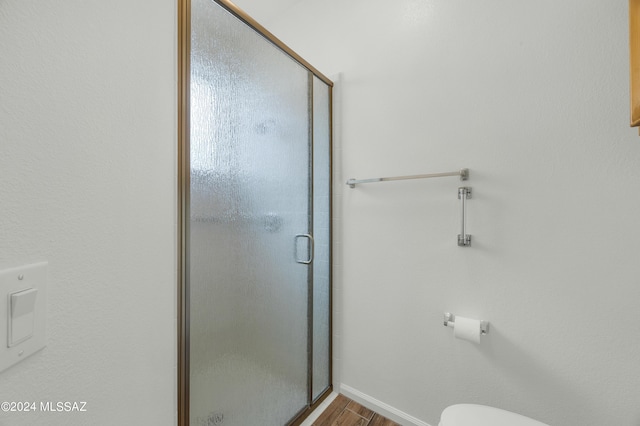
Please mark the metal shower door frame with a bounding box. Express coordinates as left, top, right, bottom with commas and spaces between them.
177, 1, 334, 425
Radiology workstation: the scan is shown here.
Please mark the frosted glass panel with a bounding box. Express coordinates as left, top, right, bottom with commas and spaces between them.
312, 77, 331, 401
189, 1, 310, 425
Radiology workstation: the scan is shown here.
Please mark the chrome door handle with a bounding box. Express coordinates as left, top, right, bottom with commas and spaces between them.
294, 234, 314, 264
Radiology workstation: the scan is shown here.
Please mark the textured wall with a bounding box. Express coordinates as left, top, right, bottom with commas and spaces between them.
236, 0, 640, 425
0, 1, 176, 425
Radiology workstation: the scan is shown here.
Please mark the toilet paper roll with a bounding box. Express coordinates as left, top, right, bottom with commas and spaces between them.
453, 316, 482, 344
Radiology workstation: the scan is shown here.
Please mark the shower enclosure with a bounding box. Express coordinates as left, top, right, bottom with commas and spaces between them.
178, 1, 332, 425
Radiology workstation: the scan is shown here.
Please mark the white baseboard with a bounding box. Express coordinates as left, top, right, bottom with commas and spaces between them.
339, 384, 432, 426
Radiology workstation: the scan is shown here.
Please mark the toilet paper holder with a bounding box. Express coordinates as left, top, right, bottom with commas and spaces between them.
444, 313, 490, 335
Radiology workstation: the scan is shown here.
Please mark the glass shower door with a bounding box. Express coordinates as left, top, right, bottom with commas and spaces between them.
189, 1, 311, 425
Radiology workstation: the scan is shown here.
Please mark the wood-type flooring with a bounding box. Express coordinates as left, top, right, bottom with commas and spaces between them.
311, 394, 401, 426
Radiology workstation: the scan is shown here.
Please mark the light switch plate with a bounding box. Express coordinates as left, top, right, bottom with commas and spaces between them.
0, 262, 47, 373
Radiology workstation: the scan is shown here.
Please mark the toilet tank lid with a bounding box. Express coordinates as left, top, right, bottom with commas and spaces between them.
440, 404, 550, 426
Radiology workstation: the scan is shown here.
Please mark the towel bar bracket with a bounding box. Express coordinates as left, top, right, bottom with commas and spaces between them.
457, 187, 472, 199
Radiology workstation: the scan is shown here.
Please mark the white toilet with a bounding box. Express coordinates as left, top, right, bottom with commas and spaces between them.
439, 404, 549, 426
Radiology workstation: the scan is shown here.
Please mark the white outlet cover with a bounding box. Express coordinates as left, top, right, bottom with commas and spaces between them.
0, 262, 47, 373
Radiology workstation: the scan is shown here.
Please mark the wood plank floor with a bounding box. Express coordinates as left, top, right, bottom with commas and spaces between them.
312, 394, 401, 426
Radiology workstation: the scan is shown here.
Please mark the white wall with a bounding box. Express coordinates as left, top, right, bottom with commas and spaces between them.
0, 1, 176, 425
237, 0, 640, 425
